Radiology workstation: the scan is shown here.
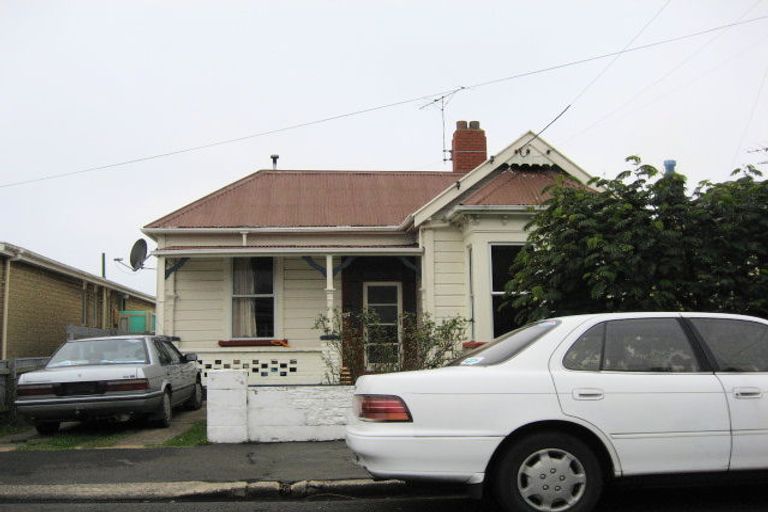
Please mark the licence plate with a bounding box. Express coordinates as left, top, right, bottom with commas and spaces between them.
62, 382, 102, 395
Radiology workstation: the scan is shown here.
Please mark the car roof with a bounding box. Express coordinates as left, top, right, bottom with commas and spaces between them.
66, 335, 153, 343
550, 312, 767, 323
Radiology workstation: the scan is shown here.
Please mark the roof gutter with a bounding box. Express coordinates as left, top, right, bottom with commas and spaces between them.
153, 246, 423, 257
0, 242, 155, 304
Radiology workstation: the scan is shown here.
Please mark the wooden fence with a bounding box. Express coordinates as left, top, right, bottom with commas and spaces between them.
0, 357, 49, 416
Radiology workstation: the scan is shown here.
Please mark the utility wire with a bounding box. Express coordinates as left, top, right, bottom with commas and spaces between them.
2, 13, 768, 190
731, 60, 768, 168
569, 31, 768, 143
567, 0, 765, 143
521, 0, 671, 148
571, 0, 672, 105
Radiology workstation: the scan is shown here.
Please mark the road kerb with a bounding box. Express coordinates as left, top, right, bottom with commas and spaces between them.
0, 481, 248, 501
0, 478, 424, 502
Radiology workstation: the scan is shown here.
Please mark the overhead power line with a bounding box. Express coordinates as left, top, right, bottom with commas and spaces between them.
2, 13, 768, 190
521, 0, 671, 148
567, 0, 765, 143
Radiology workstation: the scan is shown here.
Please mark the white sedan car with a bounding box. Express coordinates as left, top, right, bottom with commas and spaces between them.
346, 312, 768, 512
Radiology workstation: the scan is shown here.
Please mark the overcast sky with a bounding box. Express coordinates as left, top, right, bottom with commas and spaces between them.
1, 0, 767, 296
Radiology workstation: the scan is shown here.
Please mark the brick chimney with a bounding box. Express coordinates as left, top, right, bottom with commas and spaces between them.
451, 120, 487, 173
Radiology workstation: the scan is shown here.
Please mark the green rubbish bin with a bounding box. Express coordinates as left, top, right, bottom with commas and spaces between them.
119, 310, 156, 334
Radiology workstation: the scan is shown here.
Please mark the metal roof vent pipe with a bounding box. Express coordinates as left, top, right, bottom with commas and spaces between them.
270, 154, 279, 170
663, 159, 676, 176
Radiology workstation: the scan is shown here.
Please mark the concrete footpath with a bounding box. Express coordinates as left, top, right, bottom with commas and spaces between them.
0, 441, 462, 502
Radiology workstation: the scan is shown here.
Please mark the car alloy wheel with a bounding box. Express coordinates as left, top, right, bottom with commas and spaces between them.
517, 448, 586, 512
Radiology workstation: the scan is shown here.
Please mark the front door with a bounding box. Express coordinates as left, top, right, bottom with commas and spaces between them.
363, 282, 402, 371
550, 316, 731, 475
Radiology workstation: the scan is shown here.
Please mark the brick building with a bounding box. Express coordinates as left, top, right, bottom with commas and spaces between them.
0, 242, 155, 359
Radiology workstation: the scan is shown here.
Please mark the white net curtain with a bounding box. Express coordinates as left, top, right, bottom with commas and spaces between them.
232, 258, 274, 338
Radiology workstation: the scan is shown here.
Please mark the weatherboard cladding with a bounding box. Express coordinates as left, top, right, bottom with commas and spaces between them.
146, 167, 570, 230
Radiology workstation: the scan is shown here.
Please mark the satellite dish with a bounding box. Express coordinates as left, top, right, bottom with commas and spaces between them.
129, 239, 148, 271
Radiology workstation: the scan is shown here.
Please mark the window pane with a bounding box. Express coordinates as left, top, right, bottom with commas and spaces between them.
493, 295, 523, 338
691, 319, 768, 372
450, 320, 560, 366
367, 324, 399, 344
491, 245, 522, 293
233, 258, 273, 295
163, 341, 182, 364
48, 338, 148, 368
232, 297, 274, 338
367, 286, 397, 304
603, 319, 700, 373
564, 324, 604, 371
154, 341, 172, 365
366, 344, 399, 364
369, 305, 398, 324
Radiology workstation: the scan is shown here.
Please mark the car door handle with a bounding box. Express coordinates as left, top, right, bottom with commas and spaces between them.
573, 388, 604, 401
734, 387, 763, 399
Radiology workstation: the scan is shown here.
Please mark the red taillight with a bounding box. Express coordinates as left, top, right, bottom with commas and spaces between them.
356, 394, 412, 422
105, 379, 149, 392
17, 384, 55, 397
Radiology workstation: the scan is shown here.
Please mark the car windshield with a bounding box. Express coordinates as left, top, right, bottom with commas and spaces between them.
47, 338, 148, 368
449, 320, 561, 367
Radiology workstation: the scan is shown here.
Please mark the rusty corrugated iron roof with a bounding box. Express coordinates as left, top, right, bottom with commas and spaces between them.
145, 170, 458, 229
462, 167, 584, 206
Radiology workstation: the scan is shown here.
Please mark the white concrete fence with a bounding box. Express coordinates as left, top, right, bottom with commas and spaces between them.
206, 370, 355, 443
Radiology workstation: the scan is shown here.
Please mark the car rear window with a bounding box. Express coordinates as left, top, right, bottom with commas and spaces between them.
47, 338, 149, 368
449, 320, 560, 367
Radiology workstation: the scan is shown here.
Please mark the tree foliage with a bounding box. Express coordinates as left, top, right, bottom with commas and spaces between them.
505, 158, 768, 324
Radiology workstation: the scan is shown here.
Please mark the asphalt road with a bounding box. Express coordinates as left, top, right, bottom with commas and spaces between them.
5, 483, 768, 512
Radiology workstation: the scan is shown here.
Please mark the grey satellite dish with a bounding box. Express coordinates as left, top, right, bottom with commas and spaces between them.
129, 239, 148, 271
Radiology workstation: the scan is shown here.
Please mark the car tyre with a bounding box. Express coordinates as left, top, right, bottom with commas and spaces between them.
492, 432, 603, 512
34, 421, 60, 436
150, 390, 173, 428
185, 381, 203, 410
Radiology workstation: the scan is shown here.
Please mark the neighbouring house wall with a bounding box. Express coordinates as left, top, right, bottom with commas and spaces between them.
125, 296, 154, 312
0, 256, 6, 358
161, 256, 340, 385
6, 261, 83, 358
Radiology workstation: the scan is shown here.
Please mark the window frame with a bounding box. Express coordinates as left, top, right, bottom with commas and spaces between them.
562, 318, 712, 374
230, 257, 278, 340
488, 243, 525, 338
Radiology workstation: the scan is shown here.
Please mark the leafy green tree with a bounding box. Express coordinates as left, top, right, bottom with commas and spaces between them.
505, 158, 768, 324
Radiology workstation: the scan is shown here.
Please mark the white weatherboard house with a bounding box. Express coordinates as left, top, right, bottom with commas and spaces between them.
142, 122, 593, 386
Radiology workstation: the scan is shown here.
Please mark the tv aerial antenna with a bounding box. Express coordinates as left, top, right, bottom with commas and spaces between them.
419, 86, 466, 164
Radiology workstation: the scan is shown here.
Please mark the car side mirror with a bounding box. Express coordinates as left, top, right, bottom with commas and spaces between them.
184, 353, 198, 362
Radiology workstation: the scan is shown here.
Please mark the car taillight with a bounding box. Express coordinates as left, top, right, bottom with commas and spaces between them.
104, 379, 149, 392
356, 394, 412, 422
17, 384, 56, 396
